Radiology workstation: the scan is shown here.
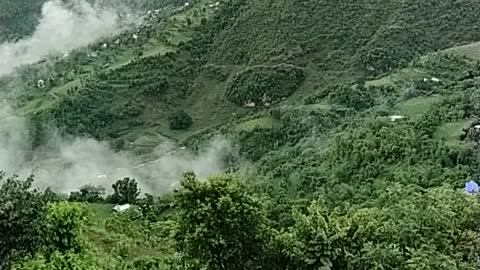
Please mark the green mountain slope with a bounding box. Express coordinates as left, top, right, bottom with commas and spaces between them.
202, 0, 480, 75
4, 0, 480, 269
9, 0, 480, 155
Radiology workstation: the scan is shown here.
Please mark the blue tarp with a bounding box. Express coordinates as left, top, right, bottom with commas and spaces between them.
465, 181, 479, 194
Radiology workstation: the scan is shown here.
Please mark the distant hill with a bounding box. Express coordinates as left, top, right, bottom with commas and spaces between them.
200, 0, 480, 75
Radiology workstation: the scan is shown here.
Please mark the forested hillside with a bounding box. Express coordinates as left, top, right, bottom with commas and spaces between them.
3, 0, 480, 269
0, 0, 46, 41
202, 0, 480, 74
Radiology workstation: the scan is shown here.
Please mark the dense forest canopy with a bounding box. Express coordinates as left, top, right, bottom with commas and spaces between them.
2, 0, 480, 269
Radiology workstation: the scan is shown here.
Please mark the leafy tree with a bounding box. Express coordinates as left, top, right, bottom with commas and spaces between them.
108, 177, 141, 204
277, 185, 480, 269
168, 110, 193, 130
0, 174, 48, 268
327, 82, 376, 110
137, 193, 175, 222
46, 202, 89, 253
174, 173, 269, 270
69, 185, 105, 203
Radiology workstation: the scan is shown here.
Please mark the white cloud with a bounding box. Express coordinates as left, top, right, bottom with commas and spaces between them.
0, 0, 136, 76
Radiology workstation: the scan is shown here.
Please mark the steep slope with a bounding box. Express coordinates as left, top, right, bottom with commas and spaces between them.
202, 0, 480, 75
3, 0, 480, 148
5, 0, 480, 157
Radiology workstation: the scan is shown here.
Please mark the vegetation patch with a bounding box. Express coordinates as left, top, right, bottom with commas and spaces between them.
397, 95, 442, 117
433, 119, 473, 146
225, 64, 305, 106
235, 116, 275, 132
168, 110, 193, 130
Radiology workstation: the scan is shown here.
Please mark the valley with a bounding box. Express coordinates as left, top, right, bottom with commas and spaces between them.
3, 0, 480, 269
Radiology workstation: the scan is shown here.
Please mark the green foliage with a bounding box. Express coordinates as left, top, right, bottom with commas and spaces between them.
121, 257, 165, 270
278, 186, 480, 269
0, 174, 49, 267
202, 64, 231, 81
15, 250, 99, 270
46, 202, 89, 253
205, 0, 480, 75
105, 207, 143, 238
137, 193, 175, 222
48, 88, 143, 139
327, 83, 376, 110
174, 173, 269, 270
168, 110, 193, 130
225, 64, 305, 106
69, 185, 105, 203
237, 106, 342, 161
108, 177, 141, 205
0, 0, 46, 41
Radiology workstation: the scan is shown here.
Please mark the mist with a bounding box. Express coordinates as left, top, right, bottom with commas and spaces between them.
0, 0, 233, 194
0, 0, 138, 76
0, 105, 232, 194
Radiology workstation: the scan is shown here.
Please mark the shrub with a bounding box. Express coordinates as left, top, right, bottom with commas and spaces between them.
168, 110, 193, 130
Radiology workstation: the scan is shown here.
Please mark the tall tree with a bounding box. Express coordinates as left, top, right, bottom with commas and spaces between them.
174, 173, 269, 270
46, 202, 89, 253
0, 174, 49, 268
110, 177, 141, 204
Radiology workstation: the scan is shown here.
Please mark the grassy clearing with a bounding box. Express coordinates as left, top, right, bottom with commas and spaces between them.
235, 117, 275, 132
433, 119, 472, 146
396, 95, 442, 117
367, 68, 428, 87
442, 41, 480, 60
87, 203, 114, 227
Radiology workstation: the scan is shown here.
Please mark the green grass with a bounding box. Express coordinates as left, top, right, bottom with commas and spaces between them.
433, 119, 472, 146
18, 95, 58, 115
366, 68, 429, 87
235, 116, 275, 132
396, 95, 442, 117
442, 41, 480, 60
83, 202, 172, 262
87, 203, 114, 227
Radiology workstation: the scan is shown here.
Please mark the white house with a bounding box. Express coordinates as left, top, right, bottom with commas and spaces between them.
389, 115, 404, 122
113, 204, 131, 213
